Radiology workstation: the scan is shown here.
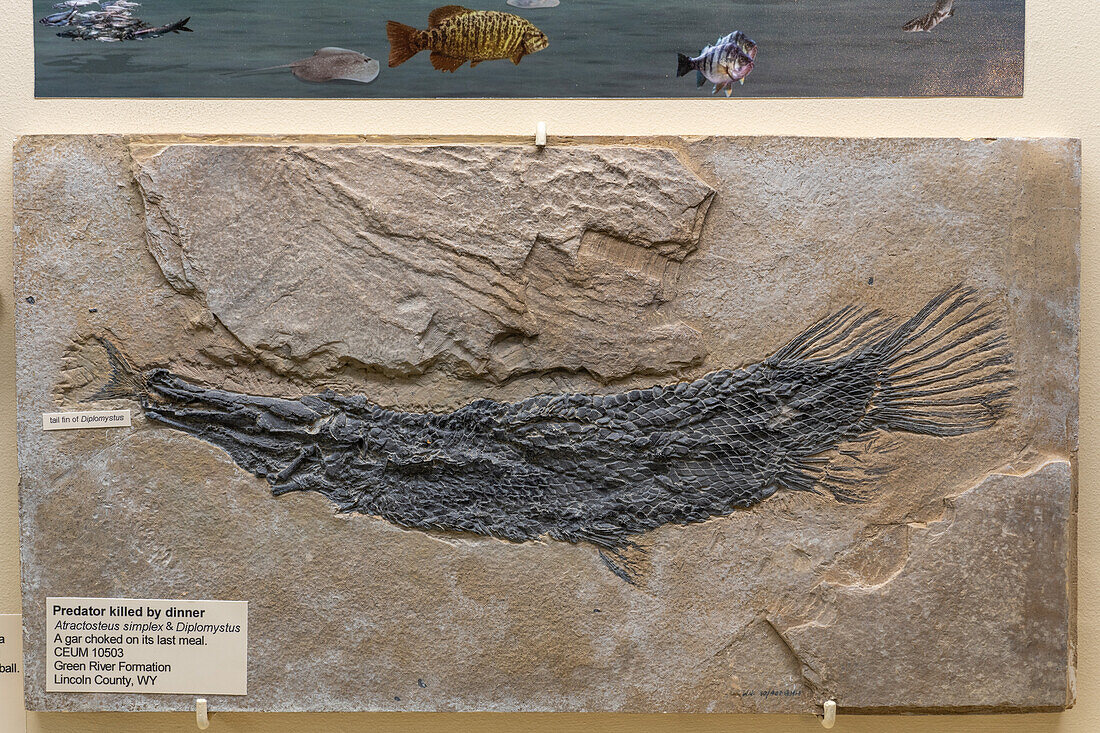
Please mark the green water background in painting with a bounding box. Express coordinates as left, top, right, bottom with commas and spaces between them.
33, 0, 1023, 98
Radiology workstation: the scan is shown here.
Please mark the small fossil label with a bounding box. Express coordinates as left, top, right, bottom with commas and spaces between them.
1, 614, 25, 733
46, 598, 247, 695
42, 410, 131, 431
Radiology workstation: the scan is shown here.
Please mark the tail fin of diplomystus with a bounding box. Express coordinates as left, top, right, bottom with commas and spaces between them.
86, 337, 148, 402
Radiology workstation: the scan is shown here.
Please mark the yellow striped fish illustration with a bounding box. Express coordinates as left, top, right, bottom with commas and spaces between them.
387, 5, 549, 72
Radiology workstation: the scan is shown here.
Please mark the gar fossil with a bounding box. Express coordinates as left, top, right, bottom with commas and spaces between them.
91, 285, 1012, 558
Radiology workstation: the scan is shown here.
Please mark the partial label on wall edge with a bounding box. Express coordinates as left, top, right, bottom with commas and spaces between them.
0, 614, 26, 733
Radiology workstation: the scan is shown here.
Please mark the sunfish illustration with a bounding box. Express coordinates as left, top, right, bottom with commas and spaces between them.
89, 286, 1011, 581
386, 5, 549, 72
721, 30, 758, 61
904, 0, 955, 32
677, 31, 757, 96
229, 48, 380, 85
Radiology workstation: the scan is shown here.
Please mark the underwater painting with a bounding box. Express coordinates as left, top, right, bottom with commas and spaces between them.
34, 0, 1024, 97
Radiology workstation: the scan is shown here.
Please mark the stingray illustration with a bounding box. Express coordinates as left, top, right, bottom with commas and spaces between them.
89, 285, 1012, 582
228, 47, 381, 85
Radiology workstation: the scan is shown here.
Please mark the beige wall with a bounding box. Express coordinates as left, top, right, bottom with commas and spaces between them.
1, 1, 1096, 731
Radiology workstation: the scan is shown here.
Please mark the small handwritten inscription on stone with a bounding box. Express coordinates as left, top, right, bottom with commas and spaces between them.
740, 688, 804, 699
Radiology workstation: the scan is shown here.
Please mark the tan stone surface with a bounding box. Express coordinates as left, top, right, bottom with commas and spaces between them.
129, 144, 714, 383
13, 135, 1078, 713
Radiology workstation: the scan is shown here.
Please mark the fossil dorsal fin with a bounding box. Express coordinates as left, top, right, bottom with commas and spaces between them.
429, 5, 474, 27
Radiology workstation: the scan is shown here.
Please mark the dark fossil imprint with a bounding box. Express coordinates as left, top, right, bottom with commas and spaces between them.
93, 285, 1012, 569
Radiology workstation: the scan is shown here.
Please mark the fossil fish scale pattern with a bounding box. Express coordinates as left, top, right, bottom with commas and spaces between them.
95, 285, 1012, 549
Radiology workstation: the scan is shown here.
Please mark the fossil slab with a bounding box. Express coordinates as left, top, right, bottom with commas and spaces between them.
14, 135, 1079, 714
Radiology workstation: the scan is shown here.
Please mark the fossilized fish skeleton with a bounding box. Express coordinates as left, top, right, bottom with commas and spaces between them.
89, 285, 1012, 578
386, 5, 549, 72
677, 31, 757, 96
904, 0, 955, 32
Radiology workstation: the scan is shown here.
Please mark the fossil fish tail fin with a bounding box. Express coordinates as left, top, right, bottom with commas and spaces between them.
770, 284, 1014, 504
867, 284, 1015, 437
87, 337, 148, 402
772, 284, 1014, 439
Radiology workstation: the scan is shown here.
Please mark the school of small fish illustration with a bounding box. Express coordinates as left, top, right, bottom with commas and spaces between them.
39, 0, 190, 42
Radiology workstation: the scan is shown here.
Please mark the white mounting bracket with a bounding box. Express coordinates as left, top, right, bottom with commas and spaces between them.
195, 698, 210, 730
535, 121, 547, 148
821, 699, 837, 729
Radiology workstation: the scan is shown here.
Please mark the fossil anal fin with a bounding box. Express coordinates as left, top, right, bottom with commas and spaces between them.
597, 543, 649, 585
